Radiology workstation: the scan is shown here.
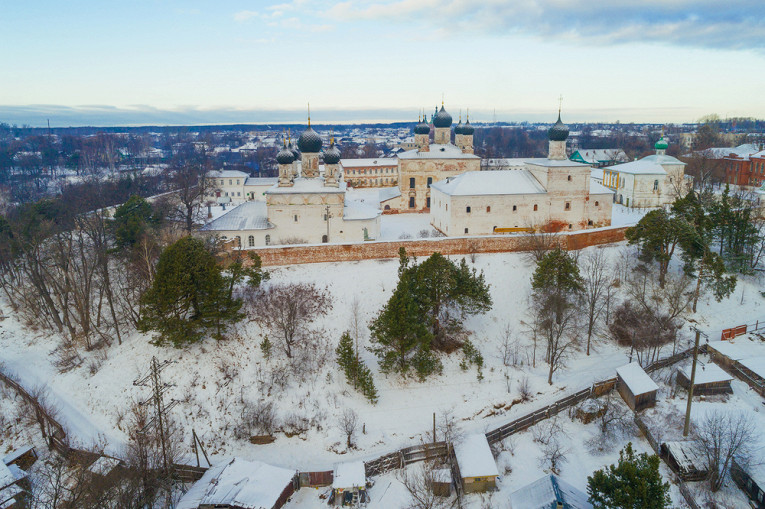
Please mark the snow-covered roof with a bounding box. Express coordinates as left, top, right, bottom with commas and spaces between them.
266, 178, 346, 195
0, 461, 25, 507
677, 363, 733, 385
430, 170, 546, 197
739, 356, 765, 379
176, 458, 295, 509
616, 362, 659, 395
207, 169, 249, 179
379, 187, 401, 202
641, 154, 686, 166
589, 179, 614, 195
662, 441, 706, 474
2, 445, 34, 466
340, 158, 398, 167
200, 201, 274, 231
704, 144, 761, 159
483, 158, 530, 168
454, 433, 499, 479
244, 177, 278, 187
707, 340, 762, 361
509, 474, 593, 509
332, 461, 366, 489
433, 468, 451, 483
572, 149, 628, 164
604, 159, 667, 175
344, 200, 381, 221
398, 143, 479, 160
87, 456, 121, 476
525, 158, 591, 168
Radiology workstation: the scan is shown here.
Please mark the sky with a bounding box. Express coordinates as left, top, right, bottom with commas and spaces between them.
1, 0, 764, 127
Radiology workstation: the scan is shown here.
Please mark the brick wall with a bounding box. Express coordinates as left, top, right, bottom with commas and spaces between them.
222, 226, 629, 267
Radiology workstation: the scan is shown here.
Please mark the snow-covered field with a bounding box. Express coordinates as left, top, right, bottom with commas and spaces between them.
1, 242, 764, 507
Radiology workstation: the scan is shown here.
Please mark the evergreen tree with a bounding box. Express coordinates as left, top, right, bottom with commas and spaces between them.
336, 330, 379, 404
587, 443, 671, 509
531, 247, 583, 324
112, 195, 156, 248
139, 236, 243, 347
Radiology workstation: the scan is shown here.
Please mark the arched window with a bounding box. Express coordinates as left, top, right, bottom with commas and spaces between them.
595, 201, 599, 206
265, 234, 270, 245
533, 204, 538, 211
322, 235, 328, 243
653, 179, 659, 191
486, 206, 491, 213
384, 205, 391, 210
512, 205, 517, 212
248, 235, 255, 247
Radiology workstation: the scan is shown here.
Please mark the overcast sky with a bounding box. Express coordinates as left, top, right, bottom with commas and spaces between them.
2, 0, 764, 127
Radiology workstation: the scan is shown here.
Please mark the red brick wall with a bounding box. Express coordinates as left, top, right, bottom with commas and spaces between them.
225, 227, 628, 267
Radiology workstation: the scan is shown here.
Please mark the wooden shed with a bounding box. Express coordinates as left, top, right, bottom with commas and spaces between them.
676, 364, 733, 395
453, 433, 499, 493
2, 446, 37, 471
0, 460, 29, 509
660, 441, 708, 481
616, 362, 658, 412
430, 468, 452, 497
331, 461, 367, 506
731, 457, 765, 508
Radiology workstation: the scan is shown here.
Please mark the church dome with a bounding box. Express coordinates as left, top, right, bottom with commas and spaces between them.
547, 114, 569, 141
655, 137, 669, 150
433, 105, 453, 128
276, 142, 295, 164
290, 141, 301, 161
454, 119, 464, 135
298, 126, 323, 153
414, 117, 431, 135
462, 118, 474, 136
323, 140, 341, 164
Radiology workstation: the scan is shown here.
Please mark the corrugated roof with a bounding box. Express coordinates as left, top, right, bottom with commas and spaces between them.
430, 170, 546, 196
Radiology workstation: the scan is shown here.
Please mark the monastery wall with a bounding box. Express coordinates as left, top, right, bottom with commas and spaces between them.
222, 226, 629, 267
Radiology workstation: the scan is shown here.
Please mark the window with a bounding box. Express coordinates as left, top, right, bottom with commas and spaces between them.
426, 197, 431, 208
466, 206, 471, 213
653, 179, 659, 191
533, 204, 538, 211
427, 177, 433, 188
248, 235, 254, 247
409, 177, 416, 189
229, 179, 232, 185
567, 175, 572, 181
237, 192, 241, 196
568, 224, 572, 229
236, 179, 240, 185
464, 228, 469, 234
235, 236, 241, 247
294, 214, 298, 222
595, 201, 599, 206
265, 234, 270, 245
446, 204, 448, 211
588, 220, 593, 226
486, 206, 491, 213
322, 235, 328, 243
220, 179, 224, 185
565, 202, 570, 210
409, 196, 415, 208
512, 205, 517, 212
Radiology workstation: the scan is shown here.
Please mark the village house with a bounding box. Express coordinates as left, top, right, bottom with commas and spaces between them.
569, 148, 628, 168
453, 433, 499, 493
509, 474, 593, 509
660, 441, 708, 481
732, 457, 765, 507
339, 158, 399, 188
331, 460, 367, 506
675, 363, 733, 395
616, 362, 658, 412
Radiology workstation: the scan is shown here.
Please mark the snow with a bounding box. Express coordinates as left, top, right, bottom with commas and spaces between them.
610, 204, 650, 227
266, 177, 346, 195
453, 433, 499, 479
343, 201, 381, 221
526, 158, 590, 168
738, 356, 765, 379
340, 158, 397, 167
430, 170, 546, 196
509, 474, 593, 509
398, 144, 479, 160
176, 457, 295, 509
616, 362, 659, 395
199, 201, 273, 231
0, 463, 15, 489
677, 363, 733, 385
707, 339, 765, 361
662, 441, 705, 473
87, 456, 121, 476
432, 468, 451, 483
603, 159, 667, 175
379, 213, 437, 239
2, 446, 34, 466
588, 180, 614, 196
332, 460, 366, 489
207, 169, 249, 179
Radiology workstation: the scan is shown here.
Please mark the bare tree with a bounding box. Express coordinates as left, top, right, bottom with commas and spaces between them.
252, 283, 332, 359
397, 463, 457, 509
170, 162, 209, 233
580, 250, 610, 356
532, 417, 569, 474
522, 230, 560, 264
694, 410, 757, 492
531, 297, 580, 385
338, 408, 359, 448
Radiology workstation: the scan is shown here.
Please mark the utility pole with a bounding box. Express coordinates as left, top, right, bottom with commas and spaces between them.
683, 327, 702, 436
134, 357, 178, 505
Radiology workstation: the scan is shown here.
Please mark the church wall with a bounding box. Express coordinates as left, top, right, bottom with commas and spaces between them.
397, 157, 480, 212
267, 192, 346, 244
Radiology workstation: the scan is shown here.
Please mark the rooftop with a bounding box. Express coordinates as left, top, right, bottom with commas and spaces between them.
430, 169, 546, 196
616, 362, 659, 395
200, 201, 274, 231
340, 158, 398, 167
604, 159, 667, 175
244, 177, 278, 187
207, 169, 250, 179
332, 461, 366, 489
398, 143, 479, 160
266, 177, 346, 195
677, 363, 733, 385
509, 474, 593, 509
453, 433, 499, 479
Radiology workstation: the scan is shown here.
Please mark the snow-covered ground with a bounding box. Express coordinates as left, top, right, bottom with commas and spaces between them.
1, 243, 764, 507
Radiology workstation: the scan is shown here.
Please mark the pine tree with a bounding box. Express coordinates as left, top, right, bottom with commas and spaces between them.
336, 330, 379, 404
139, 236, 243, 347
587, 443, 671, 509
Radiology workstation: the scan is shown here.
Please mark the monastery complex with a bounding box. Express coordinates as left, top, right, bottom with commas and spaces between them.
201, 103, 688, 247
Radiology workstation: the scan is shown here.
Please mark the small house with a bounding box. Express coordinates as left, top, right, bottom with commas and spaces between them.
509, 474, 593, 509
731, 457, 765, 507
616, 362, 658, 412
2, 446, 37, 471
676, 363, 733, 395
453, 433, 499, 493
86, 456, 123, 482
331, 461, 367, 506
660, 441, 708, 481
176, 457, 296, 509
431, 468, 451, 497
0, 460, 28, 509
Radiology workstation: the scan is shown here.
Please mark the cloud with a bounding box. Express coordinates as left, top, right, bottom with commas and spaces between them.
234, 10, 259, 22
323, 0, 765, 51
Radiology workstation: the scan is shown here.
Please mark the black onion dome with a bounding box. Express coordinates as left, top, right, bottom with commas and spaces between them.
323, 141, 341, 164
414, 117, 430, 135
298, 126, 323, 153
433, 105, 453, 128
276, 143, 295, 164
462, 118, 474, 135
547, 114, 569, 141
454, 119, 464, 135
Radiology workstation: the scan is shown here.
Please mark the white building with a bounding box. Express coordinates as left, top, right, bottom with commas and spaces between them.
600, 137, 688, 208
430, 114, 613, 235
204, 169, 278, 204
